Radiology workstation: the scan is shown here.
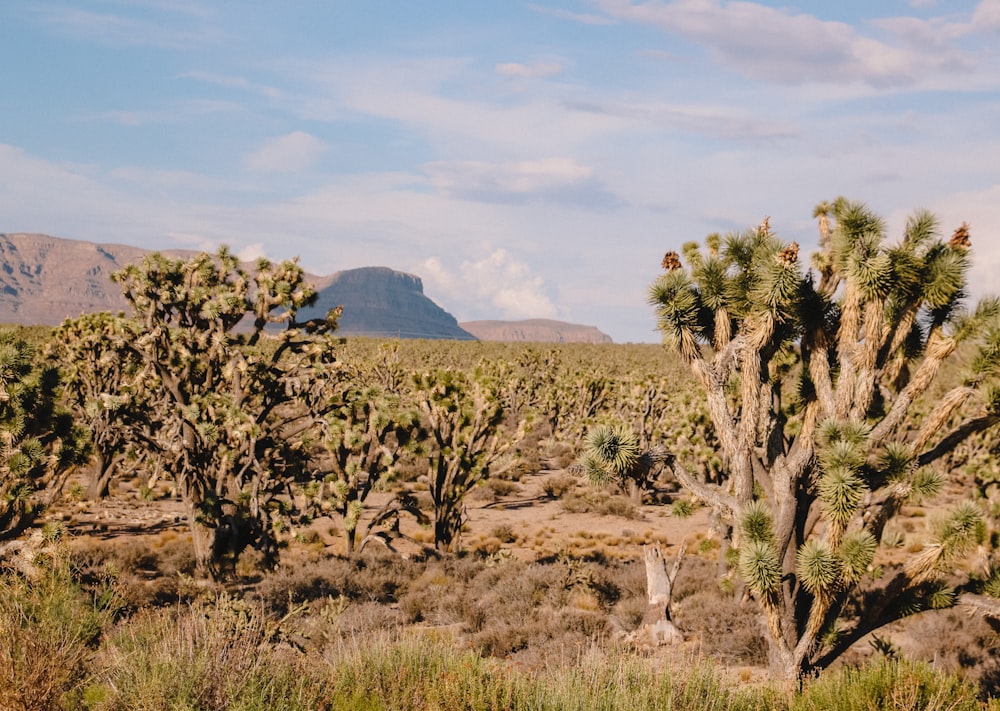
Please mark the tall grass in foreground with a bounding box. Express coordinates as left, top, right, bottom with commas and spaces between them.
0, 557, 115, 711
2, 567, 997, 711
325, 632, 775, 711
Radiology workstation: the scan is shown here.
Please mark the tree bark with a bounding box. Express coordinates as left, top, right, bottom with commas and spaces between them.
627, 544, 686, 647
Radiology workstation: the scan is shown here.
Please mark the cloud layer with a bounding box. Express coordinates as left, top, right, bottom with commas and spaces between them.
2, 1, 999, 342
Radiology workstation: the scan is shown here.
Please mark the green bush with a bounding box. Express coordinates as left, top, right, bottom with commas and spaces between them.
793, 658, 983, 711
0, 555, 115, 711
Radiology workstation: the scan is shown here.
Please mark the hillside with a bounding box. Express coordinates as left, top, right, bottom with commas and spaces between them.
0, 233, 172, 323
0, 233, 474, 339
460, 318, 612, 344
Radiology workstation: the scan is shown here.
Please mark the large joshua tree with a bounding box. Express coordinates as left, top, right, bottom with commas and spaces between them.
110, 248, 339, 577
649, 200, 1000, 680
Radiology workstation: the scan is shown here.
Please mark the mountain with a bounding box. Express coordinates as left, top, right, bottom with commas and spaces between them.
0, 233, 474, 339
0, 233, 172, 323
298, 267, 476, 340
460, 319, 613, 344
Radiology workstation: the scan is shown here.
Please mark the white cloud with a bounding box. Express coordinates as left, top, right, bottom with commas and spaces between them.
299, 57, 636, 155
421, 249, 562, 321
243, 131, 328, 173
527, 3, 618, 25
423, 157, 619, 206
495, 61, 564, 78
179, 70, 283, 99
973, 0, 1000, 31
78, 99, 241, 126
592, 0, 980, 87
236, 242, 268, 262
30, 3, 222, 49
565, 97, 797, 142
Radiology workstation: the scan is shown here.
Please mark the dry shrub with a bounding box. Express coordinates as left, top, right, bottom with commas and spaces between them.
671, 556, 767, 665
69, 535, 199, 609
84, 597, 331, 710
884, 606, 1000, 694
0, 562, 114, 711
285, 598, 407, 652
491, 524, 517, 543
561, 490, 641, 519
542, 441, 577, 469
541, 473, 577, 499
397, 555, 622, 663
476, 478, 522, 502
257, 550, 419, 614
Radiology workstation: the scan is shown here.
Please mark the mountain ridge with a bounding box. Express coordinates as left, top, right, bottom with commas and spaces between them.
0, 233, 474, 339
0, 233, 608, 343
460, 319, 612, 344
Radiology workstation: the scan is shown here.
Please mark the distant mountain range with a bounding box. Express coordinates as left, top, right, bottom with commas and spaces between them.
460, 319, 612, 344
0, 233, 611, 343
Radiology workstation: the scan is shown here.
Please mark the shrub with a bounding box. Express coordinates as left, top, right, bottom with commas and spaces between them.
541, 474, 577, 499
82, 598, 331, 710
0, 559, 115, 711
793, 658, 983, 711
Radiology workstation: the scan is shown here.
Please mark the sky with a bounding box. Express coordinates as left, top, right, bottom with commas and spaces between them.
1, 1, 999, 343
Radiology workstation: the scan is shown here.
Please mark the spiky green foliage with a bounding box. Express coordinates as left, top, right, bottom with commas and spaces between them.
797, 540, 839, 595
983, 564, 1000, 598
739, 540, 781, 596
836, 530, 877, 584
932, 501, 986, 563
928, 583, 957, 610
817, 468, 866, 527
907, 468, 945, 503
740, 499, 775, 545
878, 442, 914, 481
649, 198, 1000, 681
0, 331, 89, 541
585, 424, 640, 477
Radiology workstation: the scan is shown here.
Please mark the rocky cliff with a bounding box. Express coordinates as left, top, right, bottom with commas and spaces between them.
298, 266, 476, 340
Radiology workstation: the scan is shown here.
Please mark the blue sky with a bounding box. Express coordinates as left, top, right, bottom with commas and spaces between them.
1, 1, 999, 343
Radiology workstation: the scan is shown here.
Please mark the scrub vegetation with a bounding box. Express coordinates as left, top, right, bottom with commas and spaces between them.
2, 199, 1000, 709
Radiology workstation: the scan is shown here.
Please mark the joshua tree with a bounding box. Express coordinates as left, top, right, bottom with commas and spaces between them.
414, 366, 522, 552
110, 248, 339, 577
649, 200, 1000, 680
0, 330, 89, 542
577, 424, 667, 501
315, 379, 420, 554
49, 312, 154, 499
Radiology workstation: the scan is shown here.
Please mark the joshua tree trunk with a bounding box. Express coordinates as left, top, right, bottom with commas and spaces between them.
86, 453, 115, 500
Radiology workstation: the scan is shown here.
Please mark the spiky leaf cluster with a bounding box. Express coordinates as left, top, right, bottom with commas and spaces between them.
837, 530, 877, 584
581, 424, 640, 486
741, 499, 775, 545
740, 539, 782, 596
797, 540, 838, 595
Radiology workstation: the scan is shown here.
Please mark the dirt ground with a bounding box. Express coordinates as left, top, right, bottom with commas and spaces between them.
46, 468, 710, 564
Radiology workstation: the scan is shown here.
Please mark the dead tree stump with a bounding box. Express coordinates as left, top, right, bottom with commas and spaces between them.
627, 543, 686, 648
